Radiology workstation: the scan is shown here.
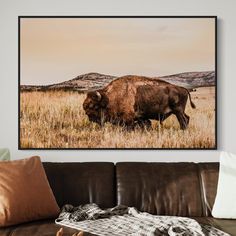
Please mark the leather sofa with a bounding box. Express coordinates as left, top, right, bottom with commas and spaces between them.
1, 162, 235, 236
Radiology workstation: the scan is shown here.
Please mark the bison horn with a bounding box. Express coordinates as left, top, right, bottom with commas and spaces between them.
96, 91, 102, 101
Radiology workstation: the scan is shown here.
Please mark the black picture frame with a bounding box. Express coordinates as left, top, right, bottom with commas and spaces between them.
18, 16, 217, 150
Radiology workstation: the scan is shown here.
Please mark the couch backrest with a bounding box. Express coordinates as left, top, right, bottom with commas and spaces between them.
43, 162, 115, 208
43, 162, 219, 217
116, 162, 219, 217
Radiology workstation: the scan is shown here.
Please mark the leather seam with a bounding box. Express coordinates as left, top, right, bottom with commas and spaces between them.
197, 164, 207, 217
114, 164, 118, 206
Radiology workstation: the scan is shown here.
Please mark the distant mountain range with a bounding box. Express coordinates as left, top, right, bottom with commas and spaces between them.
157, 71, 215, 89
20, 71, 215, 92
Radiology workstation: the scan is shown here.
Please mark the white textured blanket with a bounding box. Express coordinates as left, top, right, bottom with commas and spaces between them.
55, 204, 229, 236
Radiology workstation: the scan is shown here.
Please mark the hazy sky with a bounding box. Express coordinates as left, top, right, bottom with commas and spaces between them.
20, 18, 215, 85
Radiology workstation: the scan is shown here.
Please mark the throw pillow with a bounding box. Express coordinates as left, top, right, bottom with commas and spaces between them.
0, 156, 60, 227
212, 151, 236, 218
0, 148, 10, 161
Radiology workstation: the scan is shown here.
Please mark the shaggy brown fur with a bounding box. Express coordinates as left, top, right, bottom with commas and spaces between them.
83, 75, 196, 129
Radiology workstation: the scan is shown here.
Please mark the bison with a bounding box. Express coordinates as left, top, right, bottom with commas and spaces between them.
83, 75, 196, 130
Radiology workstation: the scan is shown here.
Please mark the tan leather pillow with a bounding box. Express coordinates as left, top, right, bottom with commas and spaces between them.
0, 156, 60, 227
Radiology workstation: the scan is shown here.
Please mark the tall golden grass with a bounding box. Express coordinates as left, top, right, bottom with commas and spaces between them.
20, 87, 215, 148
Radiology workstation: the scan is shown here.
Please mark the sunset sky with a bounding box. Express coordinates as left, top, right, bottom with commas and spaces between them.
20, 17, 215, 85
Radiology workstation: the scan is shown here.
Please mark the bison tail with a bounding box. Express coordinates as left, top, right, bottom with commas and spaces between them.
190, 100, 196, 109
187, 89, 196, 109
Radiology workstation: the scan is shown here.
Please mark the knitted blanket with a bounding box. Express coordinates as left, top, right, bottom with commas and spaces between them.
56, 204, 229, 236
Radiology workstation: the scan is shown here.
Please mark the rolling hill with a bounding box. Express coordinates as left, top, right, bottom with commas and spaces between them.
20, 71, 215, 92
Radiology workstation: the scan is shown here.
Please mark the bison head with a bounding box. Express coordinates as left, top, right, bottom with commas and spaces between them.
83, 91, 109, 124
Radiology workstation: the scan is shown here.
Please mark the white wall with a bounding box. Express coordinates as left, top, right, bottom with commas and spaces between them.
0, 0, 235, 162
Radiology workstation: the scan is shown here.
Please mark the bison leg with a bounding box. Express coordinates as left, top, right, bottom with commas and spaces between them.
158, 113, 172, 127
160, 112, 172, 126
122, 120, 136, 131
175, 112, 188, 130
184, 113, 190, 126
135, 119, 152, 129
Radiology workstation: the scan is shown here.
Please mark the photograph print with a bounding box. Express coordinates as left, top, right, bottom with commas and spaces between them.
19, 16, 217, 149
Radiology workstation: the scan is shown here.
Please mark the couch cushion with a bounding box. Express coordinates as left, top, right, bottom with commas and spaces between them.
43, 162, 115, 208
192, 217, 236, 236
116, 162, 204, 217
210, 218, 236, 236
0, 220, 95, 236
1, 218, 234, 236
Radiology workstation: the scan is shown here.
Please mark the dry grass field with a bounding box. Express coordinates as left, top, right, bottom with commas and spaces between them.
20, 87, 215, 149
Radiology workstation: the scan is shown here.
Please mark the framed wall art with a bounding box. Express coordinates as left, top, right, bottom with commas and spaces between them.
19, 16, 217, 149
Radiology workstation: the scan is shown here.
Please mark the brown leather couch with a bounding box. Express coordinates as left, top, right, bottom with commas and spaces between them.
1, 162, 235, 236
